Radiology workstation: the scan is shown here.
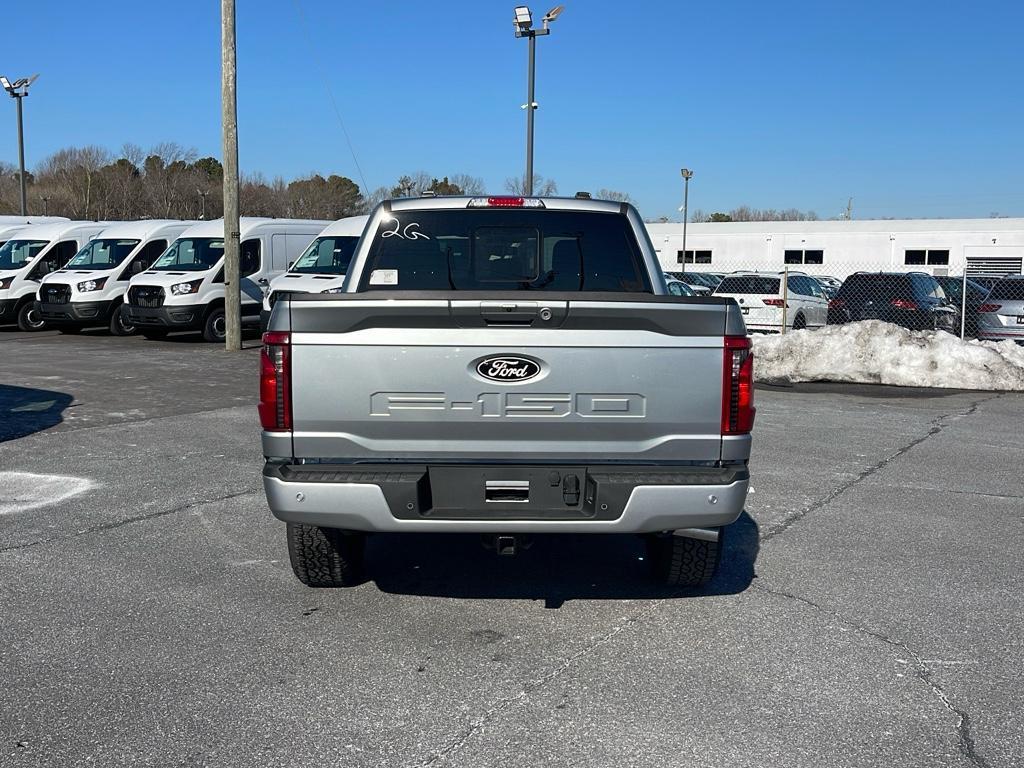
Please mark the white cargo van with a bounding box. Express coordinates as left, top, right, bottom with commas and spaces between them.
125, 217, 328, 342
0, 220, 109, 331
36, 220, 193, 335
0, 216, 70, 248
260, 215, 368, 329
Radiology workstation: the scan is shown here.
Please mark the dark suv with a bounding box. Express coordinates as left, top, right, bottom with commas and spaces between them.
827, 272, 960, 333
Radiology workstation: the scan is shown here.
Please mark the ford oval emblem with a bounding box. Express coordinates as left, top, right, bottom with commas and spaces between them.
475, 355, 542, 383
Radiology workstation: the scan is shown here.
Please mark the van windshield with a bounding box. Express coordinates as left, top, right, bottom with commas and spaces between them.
290, 236, 359, 275
66, 239, 141, 270
0, 240, 49, 270
151, 238, 224, 271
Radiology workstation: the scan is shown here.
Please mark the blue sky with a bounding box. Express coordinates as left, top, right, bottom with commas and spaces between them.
4, 0, 1023, 220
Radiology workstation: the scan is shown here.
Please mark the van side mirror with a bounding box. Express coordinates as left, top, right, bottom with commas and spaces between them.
131, 261, 145, 274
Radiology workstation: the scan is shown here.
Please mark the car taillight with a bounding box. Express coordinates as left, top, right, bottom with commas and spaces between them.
978, 303, 1002, 313
722, 336, 755, 435
258, 331, 291, 431
762, 298, 787, 307
890, 299, 918, 310
828, 298, 845, 308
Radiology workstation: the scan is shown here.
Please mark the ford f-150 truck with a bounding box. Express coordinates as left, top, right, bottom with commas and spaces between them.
260, 196, 754, 588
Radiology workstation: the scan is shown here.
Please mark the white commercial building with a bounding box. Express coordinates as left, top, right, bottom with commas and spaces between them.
644, 218, 1024, 279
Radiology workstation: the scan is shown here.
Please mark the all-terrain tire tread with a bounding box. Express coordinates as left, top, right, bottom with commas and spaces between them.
648, 529, 723, 587
286, 522, 364, 588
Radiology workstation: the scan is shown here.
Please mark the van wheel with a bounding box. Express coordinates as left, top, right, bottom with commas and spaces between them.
646, 529, 723, 587
109, 303, 135, 336
16, 301, 45, 332
141, 329, 168, 340
792, 314, 806, 331
286, 523, 365, 587
202, 307, 226, 343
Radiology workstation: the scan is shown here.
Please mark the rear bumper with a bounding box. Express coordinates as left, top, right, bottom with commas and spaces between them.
262, 462, 749, 533
125, 304, 202, 330
37, 299, 115, 325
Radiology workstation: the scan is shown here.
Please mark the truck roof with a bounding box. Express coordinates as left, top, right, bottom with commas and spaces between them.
382, 196, 631, 215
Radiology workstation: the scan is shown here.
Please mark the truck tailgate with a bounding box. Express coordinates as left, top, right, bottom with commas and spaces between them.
283, 296, 737, 463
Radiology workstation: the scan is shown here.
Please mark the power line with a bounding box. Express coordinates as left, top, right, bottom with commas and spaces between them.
290, 0, 371, 195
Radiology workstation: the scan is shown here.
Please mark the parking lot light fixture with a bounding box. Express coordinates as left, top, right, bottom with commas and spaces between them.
2, 74, 39, 217
679, 168, 693, 273
513, 5, 563, 196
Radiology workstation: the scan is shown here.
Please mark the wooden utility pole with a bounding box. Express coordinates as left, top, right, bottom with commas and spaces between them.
222, 0, 241, 350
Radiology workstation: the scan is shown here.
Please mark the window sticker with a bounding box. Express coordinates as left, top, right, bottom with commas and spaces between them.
370, 269, 399, 286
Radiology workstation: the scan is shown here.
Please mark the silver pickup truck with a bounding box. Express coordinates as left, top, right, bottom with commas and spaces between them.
260, 196, 754, 588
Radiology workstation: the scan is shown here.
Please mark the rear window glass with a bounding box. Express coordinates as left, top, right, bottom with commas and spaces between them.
715, 276, 780, 294
358, 209, 650, 292
837, 274, 913, 298
988, 280, 1024, 301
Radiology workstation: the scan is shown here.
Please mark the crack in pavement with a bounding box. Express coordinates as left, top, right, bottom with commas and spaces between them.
408, 599, 666, 767
760, 394, 1001, 543
753, 582, 991, 768
0, 488, 262, 554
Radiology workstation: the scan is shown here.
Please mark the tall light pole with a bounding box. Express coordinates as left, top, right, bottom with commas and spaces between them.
513, 5, 563, 196
40, 195, 50, 215
679, 168, 693, 273
1, 74, 39, 217
198, 189, 209, 220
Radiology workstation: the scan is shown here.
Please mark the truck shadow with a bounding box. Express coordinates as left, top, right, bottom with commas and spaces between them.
366, 511, 760, 607
0, 384, 74, 442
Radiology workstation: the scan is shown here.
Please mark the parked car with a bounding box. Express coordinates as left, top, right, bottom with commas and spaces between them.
967, 275, 1002, 294
669, 271, 723, 292
665, 277, 696, 296
813, 275, 842, 300
261, 215, 368, 330
261, 195, 754, 587
713, 271, 829, 332
36, 220, 193, 335
934, 276, 990, 337
0, 216, 69, 248
976, 275, 1024, 344
0, 220, 109, 331
827, 272, 959, 333
125, 217, 328, 342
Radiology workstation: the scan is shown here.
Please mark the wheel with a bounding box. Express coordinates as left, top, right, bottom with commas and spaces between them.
108, 303, 135, 336
56, 326, 82, 335
286, 523, 365, 587
140, 329, 169, 340
202, 307, 226, 343
16, 301, 45, 332
646, 528, 723, 587
792, 314, 807, 331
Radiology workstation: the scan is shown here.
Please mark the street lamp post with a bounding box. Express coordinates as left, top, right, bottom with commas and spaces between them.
1, 74, 39, 217
198, 189, 209, 220
679, 168, 693, 273
513, 5, 563, 196
40, 195, 49, 215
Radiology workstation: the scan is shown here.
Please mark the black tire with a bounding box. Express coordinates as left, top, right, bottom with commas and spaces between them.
108, 303, 135, 336
16, 301, 45, 332
791, 314, 807, 331
286, 523, 365, 587
56, 326, 82, 335
202, 307, 226, 343
646, 529, 723, 587
140, 329, 169, 340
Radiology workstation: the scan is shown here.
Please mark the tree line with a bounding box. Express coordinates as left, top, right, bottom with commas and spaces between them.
0, 143, 509, 221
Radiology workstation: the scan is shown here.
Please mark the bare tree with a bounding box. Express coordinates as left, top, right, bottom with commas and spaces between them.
505, 174, 557, 196
594, 188, 634, 203
35, 146, 112, 219
449, 173, 485, 195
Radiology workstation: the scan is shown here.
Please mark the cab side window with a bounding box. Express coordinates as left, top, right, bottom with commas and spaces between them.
240, 239, 261, 277
120, 240, 167, 281
30, 240, 77, 279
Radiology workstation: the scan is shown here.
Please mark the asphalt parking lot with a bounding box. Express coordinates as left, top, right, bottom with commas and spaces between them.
2, 327, 1022, 768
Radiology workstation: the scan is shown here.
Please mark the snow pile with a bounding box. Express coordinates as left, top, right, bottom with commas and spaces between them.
751, 321, 1024, 390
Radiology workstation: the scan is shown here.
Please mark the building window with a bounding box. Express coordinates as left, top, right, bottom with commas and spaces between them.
905, 249, 949, 266
784, 249, 824, 265
677, 249, 712, 264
